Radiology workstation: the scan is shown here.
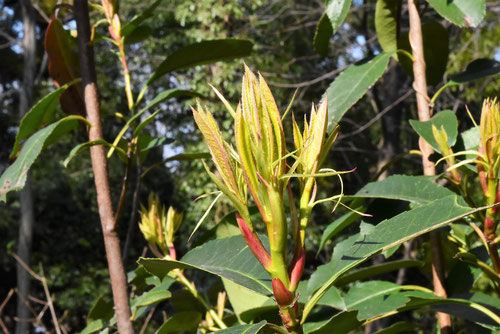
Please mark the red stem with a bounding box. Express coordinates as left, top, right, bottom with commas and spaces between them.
236, 213, 272, 270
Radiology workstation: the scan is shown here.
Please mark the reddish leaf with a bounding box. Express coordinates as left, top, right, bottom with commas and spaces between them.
44, 14, 85, 116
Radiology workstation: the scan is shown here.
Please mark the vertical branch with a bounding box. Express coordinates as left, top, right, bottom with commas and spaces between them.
16, 1, 36, 333
73, 1, 134, 333
407, 1, 452, 333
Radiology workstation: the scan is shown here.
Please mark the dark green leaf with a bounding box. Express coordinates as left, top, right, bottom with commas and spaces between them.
325, 0, 352, 33
124, 24, 153, 45
210, 320, 267, 334
142, 89, 203, 113
449, 59, 500, 83
1, 115, 87, 202
155, 311, 202, 334
335, 259, 423, 286
305, 195, 487, 321
326, 52, 392, 132
64, 139, 126, 167
409, 110, 458, 153
87, 296, 114, 322
427, 0, 485, 27
304, 311, 360, 334
121, 0, 160, 37
349, 174, 454, 205
139, 235, 272, 295
398, 21, 448, 85
318, 209, 363, 252
130, 290, 171, 320
80, 320, 104, 334
313, 13, 333, 57
375, 0, 402, 55
373, 322, 418, 334
10, 80, 80, 159
343, 281, 410, 320
147, 39, 253, 86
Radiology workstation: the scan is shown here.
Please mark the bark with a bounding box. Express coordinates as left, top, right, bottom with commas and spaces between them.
74, 1, 134, 332
15, 1, 36, 332
407, 1, 452, 333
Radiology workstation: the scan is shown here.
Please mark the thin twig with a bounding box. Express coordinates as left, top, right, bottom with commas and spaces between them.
11, 253, 41, 281
0, 290, 14, 315
122, 149, 142, 262
38, 264, 61, 334
139, 305, 157, 334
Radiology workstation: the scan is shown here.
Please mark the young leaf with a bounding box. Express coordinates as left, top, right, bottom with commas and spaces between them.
44, 15, 85, 116
375, 0, 402, 56
325, 0, 352, 34
325, 52, 392, 132
1, 115, 87, 202
427, 0, 486, 28
138, 235, 272, 295
409, 110, 458, 153
313, 13, 333, 57
146, 39, 253, 86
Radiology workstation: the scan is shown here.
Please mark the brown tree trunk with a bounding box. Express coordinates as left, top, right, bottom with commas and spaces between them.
74, 1, 134, 332
15, 1, 36, 333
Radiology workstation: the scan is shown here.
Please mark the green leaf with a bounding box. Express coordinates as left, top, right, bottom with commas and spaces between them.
349, 174, 454, 205
326, 52, 392, 132
130, 289, 171, 320
209, 320, 267, 334
343, 281, 410, 320
64, 139, 127, 167
81, 320, 104, 334
121, 0, 160, 38
222, 279, 273, 323
373, 322, 417, 334
133, 109, 162, 137
146, 39, 253, 86
304, 311, 360, 334
1, 115, 87, 202
318, 209, 363, 252
375, 0, 402, 55
313, 13, 333, 57
325, 0, 352, 33
449, 59, 500, 84
155, 311, 202, 334
427, 0, 486, 27
334, 259, 423, 286
409, 110, 458, 153
304, 195, 486, 322
81, 295, 114, 334
138, 235, 272, 295
398, 21, 448, 86
142, 89, 203, 113
10, 80, 80, 159
107, 88, 200, 158
124, 24, 153, 45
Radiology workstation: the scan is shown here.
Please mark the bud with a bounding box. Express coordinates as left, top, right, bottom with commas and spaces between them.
272, 278, 294, 307
139, 193, 183, 257
479, 98, 500, 177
